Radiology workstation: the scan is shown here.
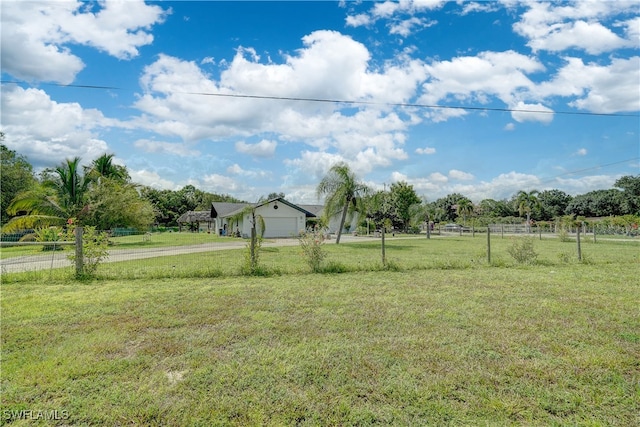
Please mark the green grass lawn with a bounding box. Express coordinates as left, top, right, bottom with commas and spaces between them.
4, 233, 638, 282
1, 238, 639, 425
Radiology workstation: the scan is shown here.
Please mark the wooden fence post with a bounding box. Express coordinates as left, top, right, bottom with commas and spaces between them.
576, 228, 582, 262
487, 226, 491, 264
75, 226, 84, 278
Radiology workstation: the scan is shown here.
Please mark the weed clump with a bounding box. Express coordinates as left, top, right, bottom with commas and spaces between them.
298, 230, 328, 273
507, 236, 538, 264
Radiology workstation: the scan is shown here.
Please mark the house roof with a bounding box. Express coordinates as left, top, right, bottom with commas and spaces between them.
177, 210, 214, 223
298, 204, 325, 217
210, 202, 249, 219
211, 198, 321, 219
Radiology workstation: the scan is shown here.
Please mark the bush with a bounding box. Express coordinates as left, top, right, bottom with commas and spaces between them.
65, 225, 109, 277
558, 229, 571, 242
298, 230, 328, 273
18, 227, 64, 251
241, 235, 263, 275
507, 236, 538, 264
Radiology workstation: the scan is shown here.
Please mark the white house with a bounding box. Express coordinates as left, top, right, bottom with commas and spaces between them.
211, 198, 318, 238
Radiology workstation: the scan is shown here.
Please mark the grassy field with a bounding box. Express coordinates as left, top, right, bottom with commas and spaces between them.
2, 232, 638, 281
1, 237, 639, 425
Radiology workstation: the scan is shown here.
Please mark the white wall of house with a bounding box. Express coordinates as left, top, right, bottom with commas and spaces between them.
252, 201, 306, 238
220, 201, 305, 238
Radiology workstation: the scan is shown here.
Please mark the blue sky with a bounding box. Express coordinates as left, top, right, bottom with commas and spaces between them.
1, 0, 639, 204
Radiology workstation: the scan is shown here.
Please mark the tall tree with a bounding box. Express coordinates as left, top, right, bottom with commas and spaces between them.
478, 198, 516, 218
614, 175, 640, 215
515, 190, 540, 232
85, 153, 129, 183
5, 157, 90, 231
316, 162, 369, 244
389, 181, 421, 232
1, 141, 36, 225
85, 179, 155, 230
537, 189, 572, 220
433, 193, 467, 222
409, 198, 442, 239
565, 189, 625, 217
265, 192, 286, 200
363, 190, 394, 264
455, 197, 474, 226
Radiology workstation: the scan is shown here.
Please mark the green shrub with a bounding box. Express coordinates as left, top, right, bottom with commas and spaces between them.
241, 235, 262, 275
558, 229, 571, 242
298, 230, 328, 273
319, 261, 350, 274
65, 226, 109, 277
18, 227, 64, 251
507, 236, 538, 264
558, 251, 571, 264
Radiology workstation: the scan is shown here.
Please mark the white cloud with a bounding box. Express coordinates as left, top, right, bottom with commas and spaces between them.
0, 85, 110, 166
449, 169, 474, 181
226, 163, 271, 180
421, 50, 544, 109
235, 139, 277, 158
134, 139, 200, 157
511, 101, 554, 124
555, 174, 621, 195
347, 0, 447, 36
390, 171, 409, 183
529, 20, 629, 55
129, 169, 178, 190
201, 173, 244, 193
389, 17, 437, 37
416, 146, 436, 155
345, 13, 371, 27
443, 171, 541, 202
132, 31, 428, 180
513, 2, 638, 54
0, 0, 168, 83
573, 148, 588, 156
429, 172, 448, 183
535, 56, 640, 114
504, 123, 516, 131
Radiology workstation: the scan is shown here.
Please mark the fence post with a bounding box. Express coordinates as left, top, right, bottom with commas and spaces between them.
75, 226, 84, 278
576, 228, 582, 262
487, 226, 491, 264
501, 225, 504, 239
593, 226, 597, 244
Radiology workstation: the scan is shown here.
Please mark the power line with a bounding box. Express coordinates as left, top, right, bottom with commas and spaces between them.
539, 157, 640, 184
2, 80, 638, 118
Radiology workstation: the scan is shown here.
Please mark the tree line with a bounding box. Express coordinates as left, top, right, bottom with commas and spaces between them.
2, 140, 639, 236
317, 162, 639, 243
1, 141, 242, 232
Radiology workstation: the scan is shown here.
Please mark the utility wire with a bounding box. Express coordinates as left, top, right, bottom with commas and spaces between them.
539, 157, 640, 184
2, 80, 638, 118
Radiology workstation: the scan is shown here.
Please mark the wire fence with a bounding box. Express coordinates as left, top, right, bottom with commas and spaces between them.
1, 225, 637, 281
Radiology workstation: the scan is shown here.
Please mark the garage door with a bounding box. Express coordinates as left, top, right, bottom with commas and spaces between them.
264, 217, 298, 238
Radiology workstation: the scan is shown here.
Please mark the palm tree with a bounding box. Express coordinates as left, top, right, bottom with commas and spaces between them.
516, 190, 540, 233
85, 153, 129, 184
4, 157, 90, 231
409, 199, 445, 239
456, 198, 474, 226
316, 162, 370, 244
